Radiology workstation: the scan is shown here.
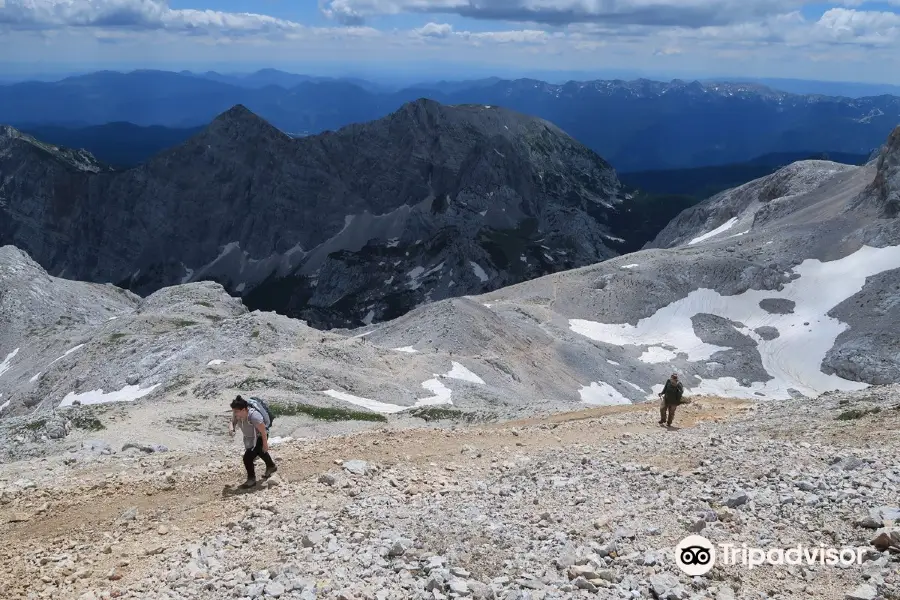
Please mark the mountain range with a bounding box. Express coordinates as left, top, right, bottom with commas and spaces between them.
2, 69, 898, 171
1, 100, 653, 329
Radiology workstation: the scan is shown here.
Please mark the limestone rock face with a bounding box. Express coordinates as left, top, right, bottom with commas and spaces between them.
1, 100, 632, 329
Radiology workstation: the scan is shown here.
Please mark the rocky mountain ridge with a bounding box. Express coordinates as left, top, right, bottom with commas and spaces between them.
860, 126, 900, 217
1, 99, 636, 329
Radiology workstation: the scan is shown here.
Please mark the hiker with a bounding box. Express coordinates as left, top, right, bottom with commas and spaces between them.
658, 373, 684, 427
229, 395, 277, 488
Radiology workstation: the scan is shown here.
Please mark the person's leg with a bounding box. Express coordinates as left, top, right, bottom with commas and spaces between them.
666, 404, 677, 426
242, 446, 257, 483
259, 439, 277, 476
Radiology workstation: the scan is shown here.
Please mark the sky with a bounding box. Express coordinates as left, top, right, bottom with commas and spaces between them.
1, 1, 899, 84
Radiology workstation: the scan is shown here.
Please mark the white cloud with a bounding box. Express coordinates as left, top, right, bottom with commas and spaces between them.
0, 0, 305, 35
812, 8, 900, 45
413, 21, 549, 44
414, 21, 453, 38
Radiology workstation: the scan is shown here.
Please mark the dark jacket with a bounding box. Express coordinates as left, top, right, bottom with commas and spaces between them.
661, 379, 684, 405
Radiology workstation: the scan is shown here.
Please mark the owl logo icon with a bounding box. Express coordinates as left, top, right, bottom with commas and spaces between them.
675, 535, 716, 575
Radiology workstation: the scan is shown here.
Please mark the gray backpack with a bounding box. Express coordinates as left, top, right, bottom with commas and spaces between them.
247, 397, 274, 429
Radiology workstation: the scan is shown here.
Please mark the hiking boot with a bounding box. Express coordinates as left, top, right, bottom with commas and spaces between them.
239, 478, 257, 489
263, 465, 278, 479
658, 420, 665, 426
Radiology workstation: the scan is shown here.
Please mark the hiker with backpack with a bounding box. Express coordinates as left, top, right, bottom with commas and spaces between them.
658, 373, 684, 427
229, 395, 277, 489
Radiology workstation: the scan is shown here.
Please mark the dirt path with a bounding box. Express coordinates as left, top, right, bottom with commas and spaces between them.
0, 397, 757, 597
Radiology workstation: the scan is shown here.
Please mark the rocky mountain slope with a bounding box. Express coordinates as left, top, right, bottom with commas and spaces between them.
1, 99, 636, 329
1, 389, 898, 600
2, 127, 899, 455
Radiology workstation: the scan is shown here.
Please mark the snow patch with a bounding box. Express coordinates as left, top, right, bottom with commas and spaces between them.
59, 384, 160, 408
49, 344, 84, 366
362, 310, 375, 326
607, 359, 620, 366
570, 245, 900, 400
414, 379, 453, 407
180, 264, 194, 285
207, 359, 225, 366
0, 399, 9, 413
29, 372, 41, 383
639, 346, 679, 364
443, 362, 485, 384
620, 264, 639, 269
470, 261, 489, 283
323, 390, 407, 414
394, 346, 418, 353
407, 262, 444, 290
688, 217, 739, 245
0, 348, 19, 379
579, 381, 631, 406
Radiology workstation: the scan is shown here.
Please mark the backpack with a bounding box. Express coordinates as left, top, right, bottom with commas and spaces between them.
247, 397, 274, 429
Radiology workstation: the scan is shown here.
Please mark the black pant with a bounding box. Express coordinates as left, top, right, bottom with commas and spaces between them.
242, 437, 275, 479
660, 402, 677, 426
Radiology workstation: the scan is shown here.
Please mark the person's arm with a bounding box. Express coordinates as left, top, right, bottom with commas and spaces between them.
256, 421, 269, 453
659, 381, 668, 398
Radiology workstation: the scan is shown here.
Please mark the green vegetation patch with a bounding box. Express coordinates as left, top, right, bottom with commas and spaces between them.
25, 418, 47, 431
195, 301, 213, 308
836, 407, 882, 421
172, 319, 198, 328
268, 401, 386, 423
406, 406, 491, 423
69, 413, 105, 431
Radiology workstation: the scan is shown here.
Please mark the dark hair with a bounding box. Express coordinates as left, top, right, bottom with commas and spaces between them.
230, 395, 248, 410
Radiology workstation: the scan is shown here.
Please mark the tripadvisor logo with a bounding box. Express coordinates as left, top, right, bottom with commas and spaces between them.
676, 535, 716, 575
675, 535, 865, 574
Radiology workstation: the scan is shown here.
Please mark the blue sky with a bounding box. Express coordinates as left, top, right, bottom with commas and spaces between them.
1, 1, 900, 84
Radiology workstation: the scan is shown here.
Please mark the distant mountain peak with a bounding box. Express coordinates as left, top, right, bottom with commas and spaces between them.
203, 104, 288, 140
214, 104, 257, 123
